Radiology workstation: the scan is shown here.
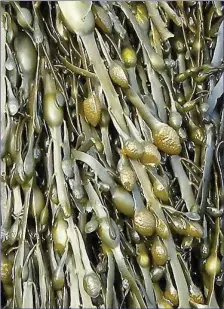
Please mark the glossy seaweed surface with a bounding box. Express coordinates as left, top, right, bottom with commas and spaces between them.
1, 1, 224, 309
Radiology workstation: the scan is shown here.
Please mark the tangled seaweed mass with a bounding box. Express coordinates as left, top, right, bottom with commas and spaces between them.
1, 1, 224, 308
